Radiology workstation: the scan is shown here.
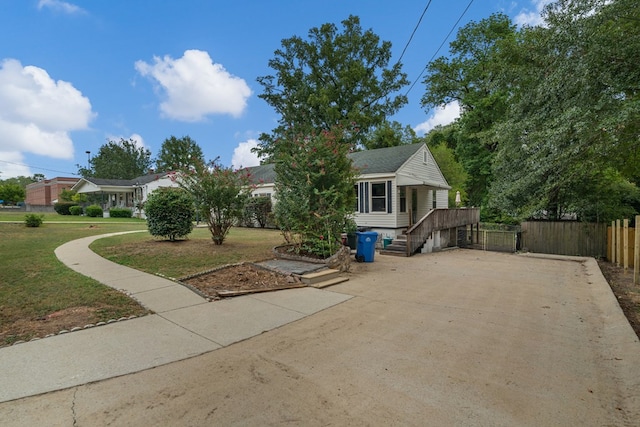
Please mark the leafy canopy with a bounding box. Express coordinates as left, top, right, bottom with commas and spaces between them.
79, 138, 153, 180
257, 15, 409, 157
421, 13, 516, 207
155, 135, 204, 173
489, 0, 640, 222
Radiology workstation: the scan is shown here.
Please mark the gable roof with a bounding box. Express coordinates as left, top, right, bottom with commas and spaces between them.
78, 172, 170, 187
247, 143, 426, 184
351, 143, 423, 174
72, 172, 172, 192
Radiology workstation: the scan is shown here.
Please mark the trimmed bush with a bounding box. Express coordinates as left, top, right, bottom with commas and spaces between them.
53, 202, 78, 216
24, 214, 44, 227
109, 207, 132, 218
69, 205, 83, 216
145, 187, 195, 241
85, 205, 103, 217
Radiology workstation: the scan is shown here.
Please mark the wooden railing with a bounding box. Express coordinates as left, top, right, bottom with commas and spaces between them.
405, 208, 480, 255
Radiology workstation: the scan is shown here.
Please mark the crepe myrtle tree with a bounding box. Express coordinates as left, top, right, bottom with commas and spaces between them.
178, 158, 254, 245
273, 126, 358, 258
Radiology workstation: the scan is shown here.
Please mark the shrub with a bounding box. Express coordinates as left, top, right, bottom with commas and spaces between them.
109, 207, 132, 218
24, 214, 44, 227
145, 187, 195, 241
244, 196, 272, 228
69, 205, 83, 216
53, 202, 78, 215
85, 205, 103, 217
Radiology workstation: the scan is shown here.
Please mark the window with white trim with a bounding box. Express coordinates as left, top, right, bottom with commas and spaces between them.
371, 182, 386, 212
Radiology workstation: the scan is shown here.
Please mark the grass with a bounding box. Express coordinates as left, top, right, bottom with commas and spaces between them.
0, 212, 149, 345
90, 227, 287, 279
0, 211, 147, 223
0, 209, 286, 346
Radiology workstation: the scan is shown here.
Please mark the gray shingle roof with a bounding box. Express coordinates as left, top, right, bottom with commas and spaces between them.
350, 143, 423, 174
247, 143, 425, 184
83, 172, 169, 187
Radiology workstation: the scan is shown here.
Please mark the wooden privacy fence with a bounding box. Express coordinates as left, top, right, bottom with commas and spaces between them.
609, 216, 640, 285
520, 221, 608, 258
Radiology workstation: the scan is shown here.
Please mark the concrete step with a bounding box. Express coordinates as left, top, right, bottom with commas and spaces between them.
300, 268, 341, 285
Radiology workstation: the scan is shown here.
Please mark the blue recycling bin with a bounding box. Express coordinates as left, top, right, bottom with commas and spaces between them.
356, 231, 378, 262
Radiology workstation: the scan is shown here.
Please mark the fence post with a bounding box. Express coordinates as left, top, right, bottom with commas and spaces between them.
624, 219, 629, 272
635, 216, 640, 285
616, 220, 621, 267
611, 220, 616, 263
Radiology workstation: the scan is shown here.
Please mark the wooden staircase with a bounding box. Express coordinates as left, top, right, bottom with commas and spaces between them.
379, 235, 408, 257
300, 268, 349, 288
379, 208, 481, 257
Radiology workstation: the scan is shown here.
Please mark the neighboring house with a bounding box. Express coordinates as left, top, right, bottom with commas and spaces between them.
71, 172, 179, 217
25, 177, 80, 211
247, 143, 451, 239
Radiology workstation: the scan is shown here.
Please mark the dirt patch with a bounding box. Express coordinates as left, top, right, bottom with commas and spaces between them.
598, 260, 640, 339
181, 264, 304, 298
1, 306, 142, 347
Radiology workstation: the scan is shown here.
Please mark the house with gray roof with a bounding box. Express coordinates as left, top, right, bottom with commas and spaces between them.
248, 143, 451, 240
71, 172, 179, 217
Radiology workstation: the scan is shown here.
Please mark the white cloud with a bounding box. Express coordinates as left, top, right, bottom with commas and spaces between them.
414, 101, 461, 135
135, 50, 252, 122
231, 139, 263, 170
0, 152, 31, 179
0, 58, 94, 165
106, 133, 147, 150
514, 0, 552, 27
37, 0, 85, 15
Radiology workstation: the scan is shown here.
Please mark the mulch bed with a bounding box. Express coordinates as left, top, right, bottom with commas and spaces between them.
180, 263, 305, 299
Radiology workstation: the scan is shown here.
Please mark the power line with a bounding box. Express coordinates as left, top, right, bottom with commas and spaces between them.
397, 0, 433, 66
405, 0, 475, 97
0, 159, 79, 176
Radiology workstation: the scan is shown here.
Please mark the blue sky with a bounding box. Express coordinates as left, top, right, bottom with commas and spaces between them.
0, 0, 549, 179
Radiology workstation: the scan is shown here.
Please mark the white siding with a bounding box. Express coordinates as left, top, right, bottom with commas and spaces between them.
436, 189, 449, 208
396, 145, 450, 189
353, 177, 399, 229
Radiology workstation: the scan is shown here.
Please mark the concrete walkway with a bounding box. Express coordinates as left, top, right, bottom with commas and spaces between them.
0, 231, 352, 403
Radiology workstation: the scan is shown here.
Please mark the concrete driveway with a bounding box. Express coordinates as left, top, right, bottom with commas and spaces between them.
1, 249, 639, 426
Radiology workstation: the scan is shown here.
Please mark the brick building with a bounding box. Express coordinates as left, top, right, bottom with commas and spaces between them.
25, 177, 79, 208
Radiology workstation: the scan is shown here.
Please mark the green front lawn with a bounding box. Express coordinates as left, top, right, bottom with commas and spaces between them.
0, 209, 286, 346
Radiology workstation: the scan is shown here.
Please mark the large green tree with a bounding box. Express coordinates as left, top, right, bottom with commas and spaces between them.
364, 121, 419, 150
421, 13, 516, 207
155, 135, 204, 173
80, 138, 153, 179
257, 15, 409, 156
0, 183, 25, 205
423, 125, 468, 207
489, 0, 640, 222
